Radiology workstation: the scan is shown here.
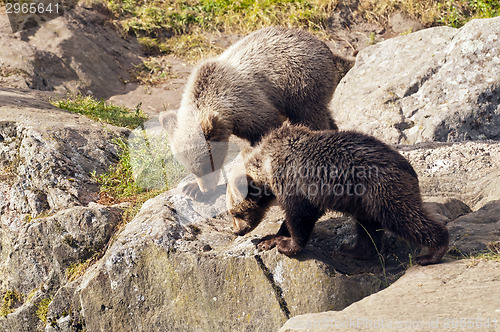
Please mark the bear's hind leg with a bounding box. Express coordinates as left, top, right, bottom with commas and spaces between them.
341, 217, 384, 260
383, 208, 449, 266
414, 220, 449, 266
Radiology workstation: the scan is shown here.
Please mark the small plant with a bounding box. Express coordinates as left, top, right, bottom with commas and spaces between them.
449, 241, 500, 264
92, 138, 145, 201
36, 297, 52, 324
368, 31, 377, 45
51, 95, 148, 129
66, 259, 93, 282
356, 222, 389, 286
0, 290, 23, 317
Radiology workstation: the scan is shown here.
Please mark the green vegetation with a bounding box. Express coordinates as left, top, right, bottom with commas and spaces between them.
131, 57, 177, 85
90, 0, 499, 83
449, 241, 500, 265
51, 95, 147, 129
51, 95, 186, 222
438, 0, 500, 27
36, 297, 52, 324
0, 290, 23, 317
358, 0, 500, 28
95, 0, 338, 60
66, 259, 94, 282
138, 34, 222, 60
92, 130, 187, 222
104, 0, 337, 36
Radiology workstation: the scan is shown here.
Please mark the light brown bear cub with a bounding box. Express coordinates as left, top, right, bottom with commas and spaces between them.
227, 124, 449, 266
160, 27, 354, 199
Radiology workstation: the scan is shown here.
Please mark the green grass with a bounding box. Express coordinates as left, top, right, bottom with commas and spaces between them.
138, 34, 222, 60
51, 95, 148, 129
51, 95, 186, 222
448, 241, 500, 264
93, 130, 187, 223
131, 57, 178, 85
358, 0, 500, 28
438, 0, 500, 27
104, 0, 337, 36
96, 0, 338, 60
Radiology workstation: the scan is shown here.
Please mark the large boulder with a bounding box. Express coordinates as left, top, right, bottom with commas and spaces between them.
44, 190, 407, 332
447, 200, 500, 255
280, 259, 500, 332
0, 88, 127, 221
0, 88, 128, 331
331, 17, 500, 144
0, 204, 122, 332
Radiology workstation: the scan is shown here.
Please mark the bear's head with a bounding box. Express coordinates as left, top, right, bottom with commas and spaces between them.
159, 110, 230, 193
226, 166, 273, 235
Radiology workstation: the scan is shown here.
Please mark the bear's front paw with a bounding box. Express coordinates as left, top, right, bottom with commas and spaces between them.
257, 235, 280, 251
182, 182, 203, 199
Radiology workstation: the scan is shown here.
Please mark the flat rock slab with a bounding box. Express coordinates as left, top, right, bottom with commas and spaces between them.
280, 259, 500, 331
398, 140, 500, 210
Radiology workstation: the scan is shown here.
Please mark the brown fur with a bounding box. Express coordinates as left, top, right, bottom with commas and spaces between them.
159, 27, 355, 197
227, 124, 449, 266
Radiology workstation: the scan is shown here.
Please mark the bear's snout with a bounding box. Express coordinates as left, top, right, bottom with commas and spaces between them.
232, 217, 252, 236
195, 171, 220, 193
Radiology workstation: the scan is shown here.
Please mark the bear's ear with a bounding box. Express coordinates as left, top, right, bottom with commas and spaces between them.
158, 111, 177, 136
201, 113, 227, 142
240, 146, 253, 158
229, 172, 250, 203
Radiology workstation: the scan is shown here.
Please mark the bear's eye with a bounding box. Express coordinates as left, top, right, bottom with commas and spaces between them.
230, 210, 244, 219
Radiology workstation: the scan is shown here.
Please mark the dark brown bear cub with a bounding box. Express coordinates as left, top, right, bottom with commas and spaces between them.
227, 124, 449, 266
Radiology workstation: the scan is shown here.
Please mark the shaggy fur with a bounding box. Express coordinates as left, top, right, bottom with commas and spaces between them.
159, 27, 354, 197
227, 124, 449, 266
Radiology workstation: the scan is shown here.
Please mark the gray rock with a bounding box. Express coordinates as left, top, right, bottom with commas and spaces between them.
448, 200, 500, 256
331, 17, 500, 144
279, 259, 500, 332
0, 204, 122, 331
424, 198, 472, 225
1, 204, 122, 291
398, 140, 500, 210
0, 88, 128, 221
43, 190, 410, 332
0, 5, 140, 98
